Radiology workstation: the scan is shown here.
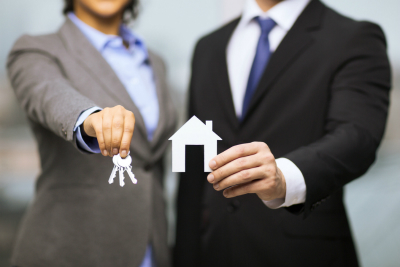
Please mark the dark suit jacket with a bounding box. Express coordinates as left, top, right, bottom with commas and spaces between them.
174, 1, 391, 266
7, 18, 177, 267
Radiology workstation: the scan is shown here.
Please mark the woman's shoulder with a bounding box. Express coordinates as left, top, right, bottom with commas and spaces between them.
9, 32, 63, 57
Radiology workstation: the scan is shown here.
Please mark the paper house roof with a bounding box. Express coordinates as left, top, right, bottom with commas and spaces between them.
169, 116, 222, 143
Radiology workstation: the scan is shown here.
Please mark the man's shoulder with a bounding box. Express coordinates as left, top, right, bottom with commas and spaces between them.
322, 4, 384, 38
194, 17, 241, 54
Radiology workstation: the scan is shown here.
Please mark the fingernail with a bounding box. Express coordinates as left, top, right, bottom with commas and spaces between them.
103, 150, 108, 156
214, 183, 219, 190
113, 148, 118, 155
121, 150, 127, 158
223, 190, 228, 197
207, 174, 214, 183
209, 160, 216, 169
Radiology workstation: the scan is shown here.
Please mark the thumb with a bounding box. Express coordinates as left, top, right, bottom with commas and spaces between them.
83, 114, 97, 137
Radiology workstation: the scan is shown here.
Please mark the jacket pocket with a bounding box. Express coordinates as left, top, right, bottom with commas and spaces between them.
280, 209, 353, 238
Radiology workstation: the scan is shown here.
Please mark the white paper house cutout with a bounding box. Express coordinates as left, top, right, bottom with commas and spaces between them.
169, 116, 222, 172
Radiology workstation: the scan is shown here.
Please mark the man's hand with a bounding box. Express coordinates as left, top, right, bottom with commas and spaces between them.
207, 142, 286, 201
83, 105, 135, 158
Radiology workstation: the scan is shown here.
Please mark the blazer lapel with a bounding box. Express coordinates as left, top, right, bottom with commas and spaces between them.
212, 18, 241, 130
148, 51, 167, 148
242, 0, 325, 122
58, 18, 148, 140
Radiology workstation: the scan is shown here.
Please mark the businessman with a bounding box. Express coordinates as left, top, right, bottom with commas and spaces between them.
175, 0, 391, 266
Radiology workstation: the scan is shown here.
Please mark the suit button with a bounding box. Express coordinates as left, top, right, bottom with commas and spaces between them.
227, 200, 240, 213
227, 205, 235, 213
232, 199, 241, 208
144, 164, 152, 171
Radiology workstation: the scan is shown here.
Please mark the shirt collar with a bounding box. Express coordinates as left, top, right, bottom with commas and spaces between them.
67, 12, 147, 56
239, 0, 311, 31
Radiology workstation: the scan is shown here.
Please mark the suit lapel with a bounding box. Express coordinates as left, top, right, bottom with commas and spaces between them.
212, 19, 241, 130
148, 51, 166, 148
242, 0, 325, 122
58, 18, 148, 140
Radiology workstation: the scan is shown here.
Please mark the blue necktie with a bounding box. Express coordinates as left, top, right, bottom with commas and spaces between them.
241, 17, 276, 119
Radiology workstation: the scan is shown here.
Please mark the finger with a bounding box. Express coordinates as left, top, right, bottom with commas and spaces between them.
93, 116, 107, 156
209, 142, 264, 170
119, 111, 135, 158
208, 154, 262, 184
102, 108, 112, 156
213, 166, 265, 191
111, 112, 124, 156
222, 179, 263, 198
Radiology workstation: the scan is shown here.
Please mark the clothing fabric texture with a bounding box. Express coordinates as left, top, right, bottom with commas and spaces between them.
7, 17, 177, 267
174, 0, 391, 266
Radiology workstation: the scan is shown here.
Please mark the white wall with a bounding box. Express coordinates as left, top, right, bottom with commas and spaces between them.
221, 0, 246, 23
0, 0, 64, 75
134, 0, 221, 99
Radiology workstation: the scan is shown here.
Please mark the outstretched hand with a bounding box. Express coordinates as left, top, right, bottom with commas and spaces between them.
83, 105, 135, 158
207, 142, 286, 201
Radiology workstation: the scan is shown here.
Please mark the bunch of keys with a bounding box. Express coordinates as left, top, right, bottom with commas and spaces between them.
108, 152, 137, 187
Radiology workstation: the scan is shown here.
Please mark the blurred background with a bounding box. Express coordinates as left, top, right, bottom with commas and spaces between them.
0, 0, 399, 266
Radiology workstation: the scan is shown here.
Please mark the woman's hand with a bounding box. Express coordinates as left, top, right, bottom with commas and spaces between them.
83, 105, 135, 158
207, 142, 286, 201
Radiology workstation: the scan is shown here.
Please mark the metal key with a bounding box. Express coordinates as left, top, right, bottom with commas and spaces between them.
108, 156, 119, 184
118, 154, 137, 185
127, 166, 137, 184
118, 164, 125, 187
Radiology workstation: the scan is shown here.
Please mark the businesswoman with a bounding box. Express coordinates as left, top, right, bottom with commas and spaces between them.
7, 0, 176, 266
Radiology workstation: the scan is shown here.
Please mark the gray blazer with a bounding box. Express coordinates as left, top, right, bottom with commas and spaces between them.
7, 18, 177, 267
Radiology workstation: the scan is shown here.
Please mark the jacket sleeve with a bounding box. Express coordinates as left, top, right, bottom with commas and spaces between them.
7, 35, 97, 147
285, 22, 391, 218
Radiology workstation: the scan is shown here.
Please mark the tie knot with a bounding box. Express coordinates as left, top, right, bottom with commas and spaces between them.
255, 17, 276, 35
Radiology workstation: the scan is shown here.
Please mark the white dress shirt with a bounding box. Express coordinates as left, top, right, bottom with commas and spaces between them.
226, 0, 310, 208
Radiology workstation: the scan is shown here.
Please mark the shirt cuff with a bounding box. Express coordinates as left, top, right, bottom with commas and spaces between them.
74, 106, 102, 153
263, 158, 306, 209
